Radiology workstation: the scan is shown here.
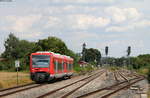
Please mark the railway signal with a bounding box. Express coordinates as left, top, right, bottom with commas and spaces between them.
82, 43, 86, 61
105, 46, 108, 56
127, 46, 131, 56
127, 46, 131, 70
105, 46, 109, 66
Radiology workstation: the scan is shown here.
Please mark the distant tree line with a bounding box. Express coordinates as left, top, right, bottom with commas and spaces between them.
130, 54, 150, 82
101, 55, 150, 68
0, 33, 79, 71
101, 54, 150, 82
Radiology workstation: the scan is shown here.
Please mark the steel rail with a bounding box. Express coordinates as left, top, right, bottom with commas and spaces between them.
0, 83, 46, 97
61, 70, 105, 98
76, 76, 140, 98
113, 71, 119, 82
0, 82, 35, 92
37, 70, 105, 98
117, 71, 129, 82
101, 77, 145, 98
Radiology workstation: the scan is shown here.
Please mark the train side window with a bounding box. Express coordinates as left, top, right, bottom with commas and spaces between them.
62, 61, 64, 71
67, 62, 69, 70
58, 61, 62, 71
69, 63, 72, 70
54, 60, 58, 73
71, 63, 73, 70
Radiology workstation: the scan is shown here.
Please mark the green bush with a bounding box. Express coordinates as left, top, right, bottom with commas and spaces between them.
0, 60, 16, 71
0, 62, 3, 70
74, 64, 95, 75
74, 66, 83, 73
147, 68, 150, 83
84, 64, 94, 72
0, 83, 3, 89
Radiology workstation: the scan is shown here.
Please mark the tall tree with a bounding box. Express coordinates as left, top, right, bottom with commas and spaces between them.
84, 48, 101, 64
2, 33, 20, 59
37, 36, 68, 55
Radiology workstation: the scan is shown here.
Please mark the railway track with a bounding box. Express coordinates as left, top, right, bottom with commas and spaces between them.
0, 70, 105, 98
113, 70, 128, 82
113, 71, 120, 82
0, 83, 47, 97
100, 77, 144, 98
117, 71, 129, 82
118, 69, 144, 78
0, 69, 145, 98
0, 82, 35, 92
76, 72, 145, 98
36, 70, 106, 98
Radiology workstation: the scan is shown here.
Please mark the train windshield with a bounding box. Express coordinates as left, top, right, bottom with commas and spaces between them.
32, 55, 50, 68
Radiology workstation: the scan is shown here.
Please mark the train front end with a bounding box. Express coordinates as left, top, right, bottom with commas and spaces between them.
30, 52, 51, 83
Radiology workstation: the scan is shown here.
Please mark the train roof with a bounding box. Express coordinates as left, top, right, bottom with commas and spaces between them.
31, 51, 73, 60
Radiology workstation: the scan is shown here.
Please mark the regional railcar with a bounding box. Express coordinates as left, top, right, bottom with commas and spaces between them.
30, 51, 73, 83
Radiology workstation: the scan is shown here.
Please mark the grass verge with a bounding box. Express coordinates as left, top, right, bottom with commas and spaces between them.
0, 71, 32, 89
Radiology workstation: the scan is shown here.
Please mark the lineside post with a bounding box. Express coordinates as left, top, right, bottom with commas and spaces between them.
15, 60, 20, 86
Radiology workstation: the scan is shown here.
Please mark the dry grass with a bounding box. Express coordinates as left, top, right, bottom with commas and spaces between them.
148, 89, 150, 98
148, 85, 150, 98
0, 71, 32, 89
137, 68, 149, 75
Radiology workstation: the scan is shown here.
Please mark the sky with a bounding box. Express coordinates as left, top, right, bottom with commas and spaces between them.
0, 0, 150, 57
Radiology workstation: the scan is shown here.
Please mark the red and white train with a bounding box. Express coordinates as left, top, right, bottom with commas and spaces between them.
30, 51, 74, 83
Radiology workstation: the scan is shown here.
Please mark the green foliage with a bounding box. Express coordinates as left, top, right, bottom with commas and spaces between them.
108, 66, 120, 71
130, 54, 150, 70
74, 64, 95, 75
1, 33, 79, 71
127, 54, 150, 83
37, 37, 68, 54
148, 69, 150, 83
1, 33, 36, 71
0, 60, 15, 71
74, 66, 83, 73
0, 62, 3, 70
2, 33, 20, 59
84, 64, 94, 72
83, 48, 101, 65
2, 33, 36, 59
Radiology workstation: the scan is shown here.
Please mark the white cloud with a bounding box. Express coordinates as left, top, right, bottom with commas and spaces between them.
71, 14, 110, 29
45, 16, 61, 28
45, 5, 103, 15
65, 31, 99, 51
70, 31, 99, 39
5, 15, 42, 32
105, 7, 141, 23
44, 14, 110, 30
133, 20, 150, 27
106, 19, 150, 32
51, 0, 117, 3
106, 26, 131, 32
16, 32, 44, 39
